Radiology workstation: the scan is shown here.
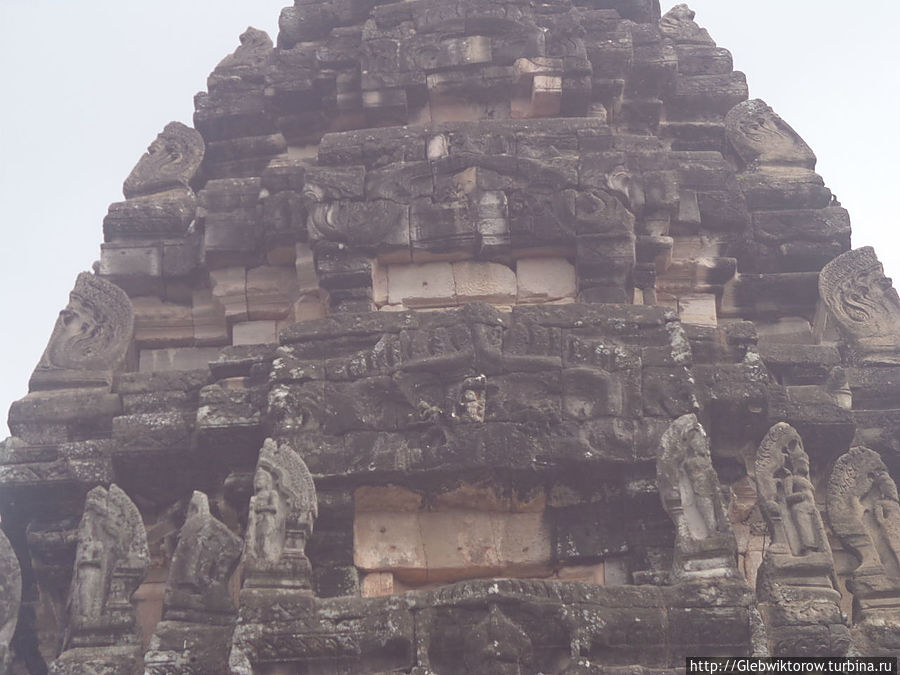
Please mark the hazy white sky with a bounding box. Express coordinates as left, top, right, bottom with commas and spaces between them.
1, 1, 898, 435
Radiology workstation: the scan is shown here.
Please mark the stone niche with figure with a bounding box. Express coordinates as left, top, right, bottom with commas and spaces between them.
4, 0, 900, 671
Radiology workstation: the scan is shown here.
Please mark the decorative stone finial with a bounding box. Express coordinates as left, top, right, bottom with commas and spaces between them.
122, 121, 204, 199
212, 27, 272, 77
30, 272, 134, 390
660, 4, 714, 45
756, 422, 826, 556
725, 99, 816, 169
819, 247, 900, 364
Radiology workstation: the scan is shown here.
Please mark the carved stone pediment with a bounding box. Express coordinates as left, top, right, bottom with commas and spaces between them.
463, 605, 534, 674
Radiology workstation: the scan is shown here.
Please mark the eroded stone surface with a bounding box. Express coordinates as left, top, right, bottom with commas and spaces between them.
0, 528, 21, 674
657, 414, 739, 580
3, 0, 900, 669
49, 485, 148, 674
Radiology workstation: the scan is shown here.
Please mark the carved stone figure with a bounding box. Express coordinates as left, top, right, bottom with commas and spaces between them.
163, 491, 242, 623
657, 414, 738, 579
457, 375, 486, 423
30, 272, 134, 390
827, 446, 900, 652
122, 122, 205, 199
49, 486, 148, 674
243, 438, 317, 589
659, 4, 714, 46
463, 605, 533, 675
725, 99, 817, 169
756, 423, 827, 556
61, 484, 148, 649
819, 247, 900, 364
0, 528, 21, 674
754, 423, 848, 656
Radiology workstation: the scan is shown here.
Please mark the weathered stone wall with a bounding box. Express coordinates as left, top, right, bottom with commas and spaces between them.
3, 0, 900, 672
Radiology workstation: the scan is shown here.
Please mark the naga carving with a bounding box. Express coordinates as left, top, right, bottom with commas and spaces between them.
657, 414, 738, 579
243, 438, 317, 589
122, 121, 205, 199
819, 247, 900, 364
30, 272, 134, 390
725, 99, 816, 169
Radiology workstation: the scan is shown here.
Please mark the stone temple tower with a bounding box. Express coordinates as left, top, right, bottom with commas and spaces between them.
3, 0, 900, 671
